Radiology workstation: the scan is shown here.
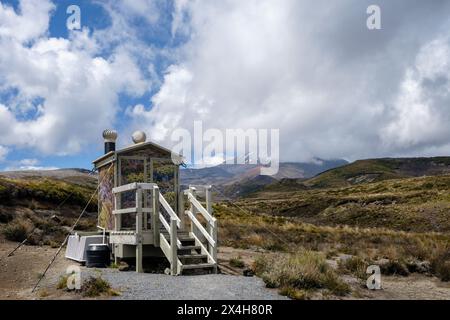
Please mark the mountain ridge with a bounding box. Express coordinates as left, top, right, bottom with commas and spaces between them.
180, 159, 348, 187
259, 156, 450, 194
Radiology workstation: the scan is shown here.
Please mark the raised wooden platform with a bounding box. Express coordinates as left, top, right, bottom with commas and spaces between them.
111, 183, 218, 275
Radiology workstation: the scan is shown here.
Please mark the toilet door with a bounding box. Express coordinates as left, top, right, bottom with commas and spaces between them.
150, 158, 178, 221
118, 156, 148, 229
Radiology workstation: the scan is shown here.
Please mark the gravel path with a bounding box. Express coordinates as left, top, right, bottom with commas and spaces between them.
84, 269, 287, 300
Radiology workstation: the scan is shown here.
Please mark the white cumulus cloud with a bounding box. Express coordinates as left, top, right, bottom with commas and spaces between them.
128, 0, 450, 162
0, 0, 149, 155
0, 145, 8, 161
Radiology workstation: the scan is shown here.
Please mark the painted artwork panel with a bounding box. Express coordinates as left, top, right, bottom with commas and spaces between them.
97, 165, 114, 230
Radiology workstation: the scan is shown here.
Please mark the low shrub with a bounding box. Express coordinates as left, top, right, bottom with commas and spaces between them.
38, 289, 49, 298
253, 251, 350, 299
0, 210, 13, 223
229, 257, 245, 268
380, 260, 409, 276
82, 276, 120, 297
56, 275, 69, 290
338, 256, 369, 280
430, 246, 450, 282
2, 220, 30, 241
434, 261, 450, 282
279, 286, 309, 300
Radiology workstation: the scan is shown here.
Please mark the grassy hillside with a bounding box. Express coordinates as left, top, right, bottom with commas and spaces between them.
228, 174, 450, 233
215, 202, 450, 294
217, 175, 278, 199
0, 176, 96, 208
214, 172, 450, 296
0, 173, 97, 245
262, 157, 450, 191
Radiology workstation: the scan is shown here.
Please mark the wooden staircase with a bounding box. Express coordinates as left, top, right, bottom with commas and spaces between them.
110, 183, 218, 275
161, 230, 217, 274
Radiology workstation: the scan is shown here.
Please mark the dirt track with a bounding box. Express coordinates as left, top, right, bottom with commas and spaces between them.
0, 240, 72, 299
1, 241, 449, 300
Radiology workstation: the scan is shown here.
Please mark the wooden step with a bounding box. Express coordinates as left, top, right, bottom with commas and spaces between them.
178, 254, 207, 259
162, 234, 191, 239
161, 232, 192, 240
181, 263, 216, 270
178, 245, 201, 250
161, 230, 190, 236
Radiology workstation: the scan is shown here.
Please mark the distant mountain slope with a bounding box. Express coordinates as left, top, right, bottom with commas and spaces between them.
180, 159, 348, 186
305, 157, 450, 188
220, 175, 278, 198
262, 157, 450, 192
180, 159, 348, 198
0, 168, 96, 186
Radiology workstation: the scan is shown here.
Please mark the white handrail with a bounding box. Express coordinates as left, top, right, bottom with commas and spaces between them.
190, 231, 216, 264
159, 212, 170, 232
185, 186, 217, 264
159, 193, 181, 223
186, 210, 216, 247
113, 182, 157, 194
154, 186, 181, 275
159, 212, 182, 247
187, 192, 216, 225
113, 182, 138, 194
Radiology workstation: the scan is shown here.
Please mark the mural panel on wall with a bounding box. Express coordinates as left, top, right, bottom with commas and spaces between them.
98, 165, 114, 230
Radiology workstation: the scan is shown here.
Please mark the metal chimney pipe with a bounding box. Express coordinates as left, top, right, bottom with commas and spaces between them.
102, 129, 118, 154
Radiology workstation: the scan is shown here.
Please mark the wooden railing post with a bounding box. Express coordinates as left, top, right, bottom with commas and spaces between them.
205, 186, 214, 259
212, 219, 218, 263
205, 185, 212, 214
114, 193, 121, 231
170, 218, 178, 275
152, 186, 160, 247
189, 186, 196, 235
136, 188, 143, 273
143, 189, 148, 230
113, 193, 120, 264
178, 191, 186, 231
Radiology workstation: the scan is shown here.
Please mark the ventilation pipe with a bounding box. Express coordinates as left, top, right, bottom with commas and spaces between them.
102, 129, 118, 154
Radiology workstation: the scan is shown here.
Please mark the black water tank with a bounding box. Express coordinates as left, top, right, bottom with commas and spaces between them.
86, 244, 110, 268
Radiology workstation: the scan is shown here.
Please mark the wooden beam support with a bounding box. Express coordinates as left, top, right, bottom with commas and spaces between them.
170, 218, 178, 275
135, 188, 143, 273
152, 186, 160, 247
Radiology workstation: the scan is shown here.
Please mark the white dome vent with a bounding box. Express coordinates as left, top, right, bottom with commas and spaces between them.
132, 131, 147, 144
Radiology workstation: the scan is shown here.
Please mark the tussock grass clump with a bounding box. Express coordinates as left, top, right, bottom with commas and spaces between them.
253, 251, 350, 299
380, 260, 409, 276
38, 289, 49, 298
279, 286, 309, 300
2, 219, 31, 241
82, 276, 120, 297
0, 209, 13, 223
56, 275, 69, 290
338, 257, 369, 280
434, 261, 450, 282
229, 257, 245, 268
430, 245, 450, 282
339, 257, 410, 278
57, 275, 120, 297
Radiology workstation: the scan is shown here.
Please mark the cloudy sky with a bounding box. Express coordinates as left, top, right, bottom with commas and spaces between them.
0, 0, 449, 170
